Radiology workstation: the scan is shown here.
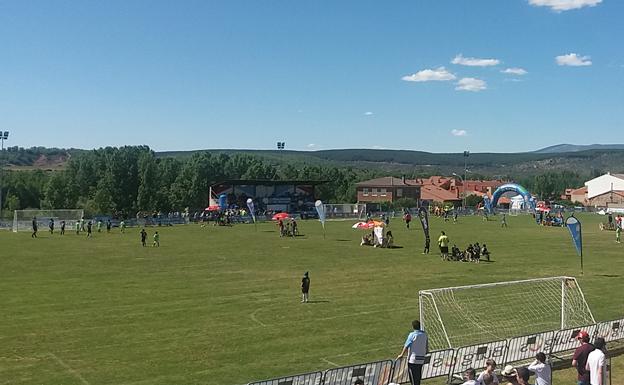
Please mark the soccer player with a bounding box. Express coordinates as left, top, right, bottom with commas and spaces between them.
140, 228, 147, 247
423, 236, 430, 255
477, 359, 499, 385
106, 219, 112, 233
501, 214, 508, 228
152, 231, 159, 247
527, 352, 551, 385
31, 216, 38, 238
97, 220, 102, 233
86, 221, 93, 238
438, 231, 450, 260
572, 330, 593, 385
75, 220, 80, 234
301, 272, 310, 303
49, 218, 54, 234
80, 216, 85, 232
616, 224, 621, 244
403, 210, 412, 229
120, 220, 126, 234
397, 320, 428, 385
60, 220, 65, 235
586, 338, 607, 385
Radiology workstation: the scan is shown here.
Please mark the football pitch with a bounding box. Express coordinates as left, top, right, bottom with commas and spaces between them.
2, 213, 624, 385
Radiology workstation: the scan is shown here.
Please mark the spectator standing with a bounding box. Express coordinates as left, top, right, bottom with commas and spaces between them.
572, 330, 594, 385
397, 320, 428, 385
461, 368, 478, 385
586, 337, 607, 385
516, 367, 531, 385
301, 272, 310, 303
477, 359, 499, 385
527, 352, 551, 385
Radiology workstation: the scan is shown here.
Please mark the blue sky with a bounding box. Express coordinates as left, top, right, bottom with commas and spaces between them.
0, 0, 622, 153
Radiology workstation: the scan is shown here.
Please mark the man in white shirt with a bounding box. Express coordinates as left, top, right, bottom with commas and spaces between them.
527, 352, 551, 385
586, 338, 607, 385
397, 320, 428, 385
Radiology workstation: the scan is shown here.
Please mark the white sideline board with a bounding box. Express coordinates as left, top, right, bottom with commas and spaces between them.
593, 319, 624, 343
504, 331, 557, 364
450, 340, 508, 377
550, 324, 597, 354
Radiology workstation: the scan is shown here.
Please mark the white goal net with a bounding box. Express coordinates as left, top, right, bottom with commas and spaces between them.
13, 209, 84, 232
419, 276, 595, 351
323, 203, 366, 220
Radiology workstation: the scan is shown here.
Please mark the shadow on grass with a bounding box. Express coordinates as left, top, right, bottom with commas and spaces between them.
335, 239, 352, 242
597, 274, 620, 278
305, 300, 330, 304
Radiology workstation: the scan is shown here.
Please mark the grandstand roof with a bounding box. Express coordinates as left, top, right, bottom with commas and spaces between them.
355, 176, 413, 187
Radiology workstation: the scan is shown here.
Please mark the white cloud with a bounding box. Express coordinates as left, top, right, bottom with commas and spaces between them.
401, 67, 456, 82
528, 0, 602, 11
556, 53, 592, 66
364, 111, 373, 116
307, 144, 316, 149
455, 78, 487, 92
451, 129, 468, 137
501, 67, 528, 75
451, 54, 500, 67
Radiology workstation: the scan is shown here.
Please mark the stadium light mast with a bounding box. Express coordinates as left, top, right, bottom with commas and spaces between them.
452, 172, 466, 209
0, 131, 9, 219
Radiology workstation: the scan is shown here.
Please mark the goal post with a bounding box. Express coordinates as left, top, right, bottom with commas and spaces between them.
12, 209, 84, 232
419, 276, 595, 351
323, 203, 366, 220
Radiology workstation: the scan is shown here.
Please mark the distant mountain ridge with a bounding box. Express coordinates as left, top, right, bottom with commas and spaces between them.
535, 144, 624, 153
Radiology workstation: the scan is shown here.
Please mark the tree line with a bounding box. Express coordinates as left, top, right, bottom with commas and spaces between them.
0, 146, 375, 218
0, 146, 591, 218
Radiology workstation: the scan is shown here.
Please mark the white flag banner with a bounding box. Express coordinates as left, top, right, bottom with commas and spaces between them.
246, 198, 256, 223
315, 200, 326, 228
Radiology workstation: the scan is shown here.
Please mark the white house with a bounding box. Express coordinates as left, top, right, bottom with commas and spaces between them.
584, 173, 624, 199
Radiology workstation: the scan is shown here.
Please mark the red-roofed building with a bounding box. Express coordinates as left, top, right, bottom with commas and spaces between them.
355, 177, 420, 203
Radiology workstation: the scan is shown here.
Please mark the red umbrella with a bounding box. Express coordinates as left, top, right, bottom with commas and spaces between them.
272, 212, 290, 220
205, 205, 221, 211
352, 221, 374, 229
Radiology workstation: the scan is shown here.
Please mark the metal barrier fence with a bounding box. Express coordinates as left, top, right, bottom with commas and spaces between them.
249, 318, 624, 385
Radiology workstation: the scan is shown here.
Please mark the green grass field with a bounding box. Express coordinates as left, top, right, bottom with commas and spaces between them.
2, 213, 624, 385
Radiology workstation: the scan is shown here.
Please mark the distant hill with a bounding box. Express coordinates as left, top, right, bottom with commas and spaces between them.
535, 144, 624, 153
7, 146, 624, 178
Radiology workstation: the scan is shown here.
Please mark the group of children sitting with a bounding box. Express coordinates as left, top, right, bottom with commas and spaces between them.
360, 230, 395, 248
449, 242, 490, 263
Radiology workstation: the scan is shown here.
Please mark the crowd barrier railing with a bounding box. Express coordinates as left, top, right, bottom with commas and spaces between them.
248, 318, 624, 385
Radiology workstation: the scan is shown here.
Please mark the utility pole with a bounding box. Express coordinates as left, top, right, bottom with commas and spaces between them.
463, 151, 470, 209
0, 131, 9, 219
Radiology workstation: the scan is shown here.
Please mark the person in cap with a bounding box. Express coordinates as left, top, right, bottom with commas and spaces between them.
461, 368, 478, 385
572, 330, 594, 385
477, 359, 499, 384
397, 319, 428, 385
500, 365, 519, 385
527, 352, 551, 385
585, 337, 607, 385
301, 272, 310, 303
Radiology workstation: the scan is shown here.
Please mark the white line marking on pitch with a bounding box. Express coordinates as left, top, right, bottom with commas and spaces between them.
47, 352, 91, 385
321, 357, 340, 367
250, 308, 267, 327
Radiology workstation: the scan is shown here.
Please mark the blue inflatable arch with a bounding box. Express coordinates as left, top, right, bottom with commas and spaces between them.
487, 183, 534, 212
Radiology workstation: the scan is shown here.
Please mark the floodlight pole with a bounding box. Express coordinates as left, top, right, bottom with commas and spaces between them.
0, 131, 9, 219
452, 173, 465, 209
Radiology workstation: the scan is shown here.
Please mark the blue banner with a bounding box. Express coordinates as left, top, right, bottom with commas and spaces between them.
565, 216, 583, 257
483, 195, 493, 214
